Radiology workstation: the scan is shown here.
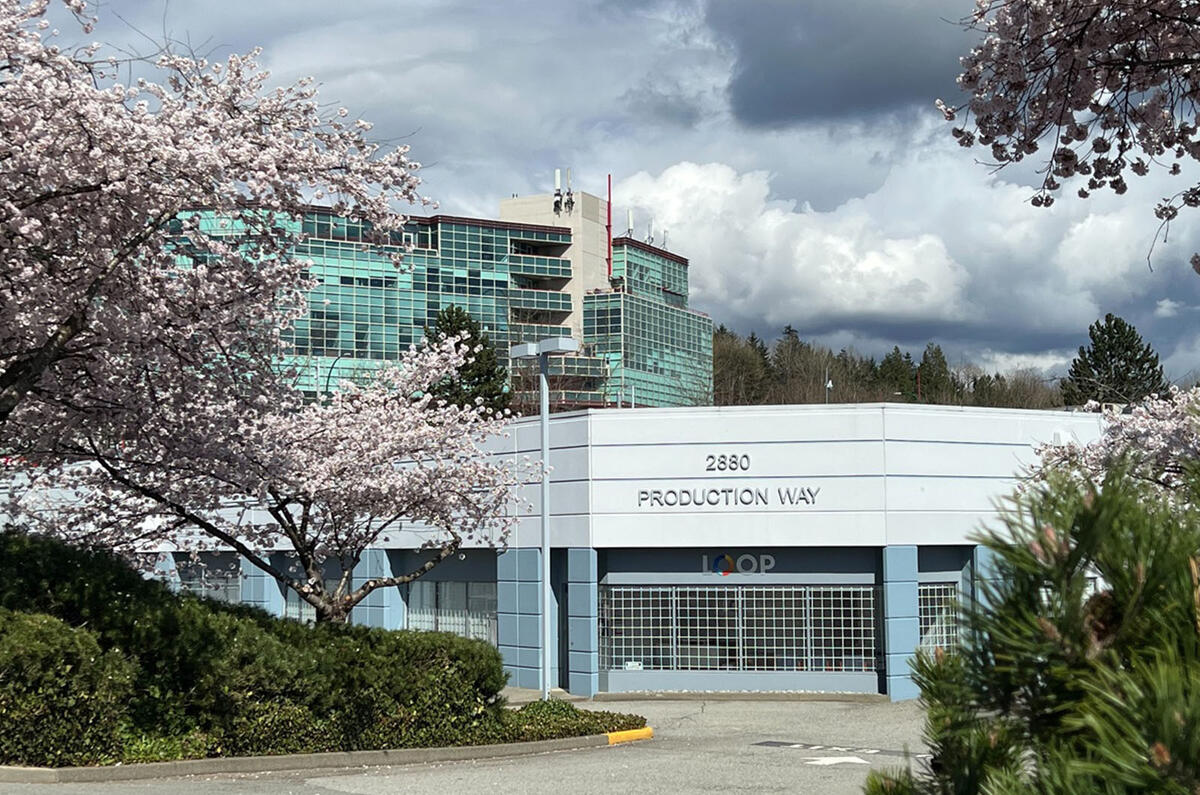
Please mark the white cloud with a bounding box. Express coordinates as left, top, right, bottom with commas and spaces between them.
1155, 299, 1183, 318
617, 161, 973, 329
614, 121, 1200, 373
974, 350, 1072, 376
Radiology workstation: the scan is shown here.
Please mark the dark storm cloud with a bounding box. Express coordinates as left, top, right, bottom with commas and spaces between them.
620, 79, 707, 127
704, 0, 971, 126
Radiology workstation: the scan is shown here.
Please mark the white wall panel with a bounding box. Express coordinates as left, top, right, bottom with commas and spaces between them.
462, 405, 1106, 554
516, 481, 591, 514
885, 476, 1018, 512
591, 512, 887, 547
511, 414, 591, 453
885, 440, 1036, 477
885, 407, 1102, 445
510, 446, 590, 482
589, 440, 884, 479
590, 477, 883, 515
588, 407, 885, 445
886, 511, 1002, 546
509, 514, 590, 548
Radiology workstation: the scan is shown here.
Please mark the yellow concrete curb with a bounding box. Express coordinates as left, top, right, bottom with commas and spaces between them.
607, 727, 654, 745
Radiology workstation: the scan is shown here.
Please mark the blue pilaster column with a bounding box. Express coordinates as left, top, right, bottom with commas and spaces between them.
972, 545, 1002, 609
156, 553, 182, 593
351, 549, 405, 630
883, 545, 920, 701
497, 548, 544, 690
565, 548, 599, 697
240, 557, 285, 617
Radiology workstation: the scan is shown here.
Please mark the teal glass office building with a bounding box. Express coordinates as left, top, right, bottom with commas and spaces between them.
282, 190, 713, 407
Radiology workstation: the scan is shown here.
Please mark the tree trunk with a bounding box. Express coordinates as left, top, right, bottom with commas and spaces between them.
314, 602, 351, 624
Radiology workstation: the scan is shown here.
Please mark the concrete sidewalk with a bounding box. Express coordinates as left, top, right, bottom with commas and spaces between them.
499, 686, 585, 706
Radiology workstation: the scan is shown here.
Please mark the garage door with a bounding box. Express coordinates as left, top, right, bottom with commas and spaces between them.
598, 584, 881, 692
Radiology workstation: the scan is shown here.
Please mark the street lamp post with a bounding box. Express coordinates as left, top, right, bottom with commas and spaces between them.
323, 351, 349, 398
508, 336, 579, 700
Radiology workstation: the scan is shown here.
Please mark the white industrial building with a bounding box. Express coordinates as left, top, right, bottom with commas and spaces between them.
160, 403, 1101, 700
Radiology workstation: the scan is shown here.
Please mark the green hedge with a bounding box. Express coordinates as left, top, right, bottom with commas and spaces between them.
0, 531, 507, 739
0, 530, 645, 766
0, 609, 134, 767
501, 700, 647, 742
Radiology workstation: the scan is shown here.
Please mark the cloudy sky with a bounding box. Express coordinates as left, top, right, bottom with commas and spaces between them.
85, 0, 1200, 379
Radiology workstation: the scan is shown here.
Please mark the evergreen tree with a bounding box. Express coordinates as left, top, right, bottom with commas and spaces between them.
424, 306, 509, 412
713, 327, 768, 405
878, 346, 916, 400
746, 332, 773, 382
917, 343, 957, 404
1061, 313, 1169, 406
866, 469, 1200, 793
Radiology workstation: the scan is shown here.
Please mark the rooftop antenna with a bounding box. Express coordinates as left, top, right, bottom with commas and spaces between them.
646, 218, 654, 246
626, 209, 634, 237
662, 229, 668, 249
553, 168, 562, 215
564, 168, 575, 214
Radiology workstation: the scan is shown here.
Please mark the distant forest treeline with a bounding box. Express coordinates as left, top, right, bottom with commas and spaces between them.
714, 325, 1063, 409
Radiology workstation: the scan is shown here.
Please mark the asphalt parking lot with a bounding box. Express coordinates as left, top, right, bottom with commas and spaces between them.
0, 697, 927, 795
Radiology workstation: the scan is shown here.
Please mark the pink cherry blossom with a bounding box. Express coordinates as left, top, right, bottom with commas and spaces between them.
11, 336, 528, 623
951, 1, 1200, 253
1, 0, 424, 435
0, 1, 523, 622
1029, 387, 1200, 496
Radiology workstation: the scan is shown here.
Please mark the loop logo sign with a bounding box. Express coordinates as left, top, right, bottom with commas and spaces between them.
701, 553, 776, 576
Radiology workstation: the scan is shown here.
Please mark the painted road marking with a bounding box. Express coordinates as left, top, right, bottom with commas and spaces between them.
754, 741, 931, 761
803, 756, 871, 766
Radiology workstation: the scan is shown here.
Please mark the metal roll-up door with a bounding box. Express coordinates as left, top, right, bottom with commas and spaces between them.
599, 583, 881, 691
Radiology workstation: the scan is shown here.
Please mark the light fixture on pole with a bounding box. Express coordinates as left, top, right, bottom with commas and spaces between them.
508, 336, 579, 700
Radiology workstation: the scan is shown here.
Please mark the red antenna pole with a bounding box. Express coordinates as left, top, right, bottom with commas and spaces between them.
606, 173, 612, 280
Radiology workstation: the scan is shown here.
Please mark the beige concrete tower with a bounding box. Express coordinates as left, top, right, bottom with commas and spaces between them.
499, 173, 610, 338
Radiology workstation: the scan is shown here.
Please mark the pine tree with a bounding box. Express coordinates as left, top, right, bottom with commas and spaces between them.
424, 306, 509, 412
878, 346, 916, 400
917, 343, 957, 404
713, 327, 769, 405
867, 470, 1200, 793
1061, 313, 1169, 406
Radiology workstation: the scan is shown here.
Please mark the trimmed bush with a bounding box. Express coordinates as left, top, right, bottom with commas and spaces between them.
0, 531, 644, 764
0, 609, 134, 767
219, 700, 339, 757
0, 531, 507, 742
503, 700, 646, 742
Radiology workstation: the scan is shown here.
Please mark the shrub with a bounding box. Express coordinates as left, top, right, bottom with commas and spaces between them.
0, 609, 134, 767
502, 700, 647, 742
0, 531, 646, 763
119, 729, 218, 764
0, 530, 510, 754
218, 700, 339, 757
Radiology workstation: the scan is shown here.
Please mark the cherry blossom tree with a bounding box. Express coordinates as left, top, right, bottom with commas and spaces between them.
0, 1, 530, 621
12, 337, 525, 623
1029, 387, 1200, 496
0, 0, 423, 442
943, 1, 1200, 267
